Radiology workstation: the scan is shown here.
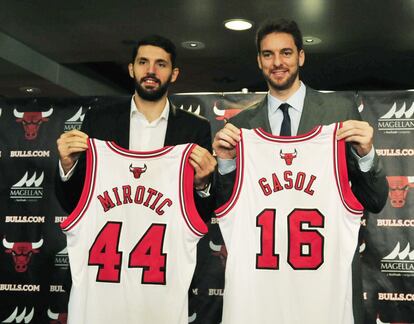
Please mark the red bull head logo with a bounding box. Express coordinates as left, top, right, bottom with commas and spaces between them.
386, 176, 414, 208
280, 149, 297, 165
209, 241, 228, 268
48, 309, 68, 324
213, 102, 242, 121
129, 164, 147, 179
3, 237, 43, 272
14, 108, 53, 140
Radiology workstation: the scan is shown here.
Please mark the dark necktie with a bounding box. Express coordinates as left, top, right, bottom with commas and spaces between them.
279, 103, 291, 136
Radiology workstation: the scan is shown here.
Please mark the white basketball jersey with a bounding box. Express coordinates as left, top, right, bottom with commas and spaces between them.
216, 123, 363, 324
61, 139, 207, 324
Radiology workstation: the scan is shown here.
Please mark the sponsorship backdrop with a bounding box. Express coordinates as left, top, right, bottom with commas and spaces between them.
0, 92, 412, 324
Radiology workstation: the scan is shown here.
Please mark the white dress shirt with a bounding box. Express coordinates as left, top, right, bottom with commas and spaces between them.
129, 96, 169, 150
267, 82, 305, 136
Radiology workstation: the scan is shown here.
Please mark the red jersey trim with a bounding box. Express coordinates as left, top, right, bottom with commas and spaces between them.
333, 123, 364, 215
107, 141, 174, 158
254, 125, 322, 143
215, 129, 245, 218
179, 144, 208, 236
61, 138, 97, 231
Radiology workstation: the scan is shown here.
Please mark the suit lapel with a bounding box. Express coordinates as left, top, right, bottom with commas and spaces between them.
298, 87, 325, 134
248, 97, 272, 132
114, 103, 130, 148
164, 103, 179, 146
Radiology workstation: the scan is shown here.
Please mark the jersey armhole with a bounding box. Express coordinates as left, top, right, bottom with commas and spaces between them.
333, 123, 364, 216
214, 129, 245, 218
180, 144, 208, 237
61, 138, 97, 231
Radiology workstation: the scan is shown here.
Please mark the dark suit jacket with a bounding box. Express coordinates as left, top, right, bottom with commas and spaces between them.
216, 87, 388, 324
55, 97, 214, 220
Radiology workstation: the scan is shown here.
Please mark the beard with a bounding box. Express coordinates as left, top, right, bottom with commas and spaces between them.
263, 66, 299, 91
134, 73, 172, 101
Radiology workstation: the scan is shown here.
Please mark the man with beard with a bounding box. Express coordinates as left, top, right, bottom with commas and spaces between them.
56, 35, 216, 218
213, 19, 387, 324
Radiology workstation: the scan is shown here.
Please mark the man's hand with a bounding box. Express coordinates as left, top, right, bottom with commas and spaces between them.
336, 120, 373, 157
212, 123, 241, 160
57, 130, 89, 173
189, 145, 217, 190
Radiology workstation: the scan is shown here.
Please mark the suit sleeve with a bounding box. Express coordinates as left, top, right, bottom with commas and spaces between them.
192, 117, 215, 222
342, 97, 388, 213
54, 110, 92, 213
346, 144, 388, 213
194, 117, 213, 153
214, 113, 247, 209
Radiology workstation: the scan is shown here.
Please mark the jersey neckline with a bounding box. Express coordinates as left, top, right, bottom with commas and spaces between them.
106, 141, 175, 158
253, 125, 323, 143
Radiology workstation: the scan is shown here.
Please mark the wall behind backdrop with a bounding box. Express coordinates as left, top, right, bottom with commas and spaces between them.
0, 91, 412, 324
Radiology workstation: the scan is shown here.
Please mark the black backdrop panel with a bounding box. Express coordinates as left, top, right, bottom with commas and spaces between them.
0, 92, 412, 323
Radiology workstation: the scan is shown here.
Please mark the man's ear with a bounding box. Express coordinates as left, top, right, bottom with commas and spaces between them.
299, 49, 305, 67
257, 55, 263, 70
170, 67, 180, 83
128, 63, 134, 78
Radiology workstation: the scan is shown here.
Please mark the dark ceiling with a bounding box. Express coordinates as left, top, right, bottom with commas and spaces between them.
1, 0, 414, 98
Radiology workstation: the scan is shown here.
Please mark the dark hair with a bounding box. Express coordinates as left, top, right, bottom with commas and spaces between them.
256, 19, 303, 53
131, 34, 177, 67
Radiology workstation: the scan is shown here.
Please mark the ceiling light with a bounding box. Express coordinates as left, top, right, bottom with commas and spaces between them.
19, 86, 41, 94
224, 19, 253, 31
181, 41, 205, 50
303, 36, 322, 46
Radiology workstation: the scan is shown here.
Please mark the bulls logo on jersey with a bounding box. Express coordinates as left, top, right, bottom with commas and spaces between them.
280, 149, 297, 165
129, 164, 147, 179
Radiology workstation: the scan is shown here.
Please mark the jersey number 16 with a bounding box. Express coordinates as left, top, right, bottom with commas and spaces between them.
256, 208, 325, 270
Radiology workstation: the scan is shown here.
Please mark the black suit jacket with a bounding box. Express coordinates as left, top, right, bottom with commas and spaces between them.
55, 97, 214, 219
216, 87, 388, 324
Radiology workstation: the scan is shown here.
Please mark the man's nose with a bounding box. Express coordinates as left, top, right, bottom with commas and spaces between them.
273, 53, 282, 67
143, 61, 156, 74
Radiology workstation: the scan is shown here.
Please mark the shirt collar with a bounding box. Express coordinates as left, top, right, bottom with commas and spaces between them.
267, 81, 306, 114
130, 95, 170, 122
